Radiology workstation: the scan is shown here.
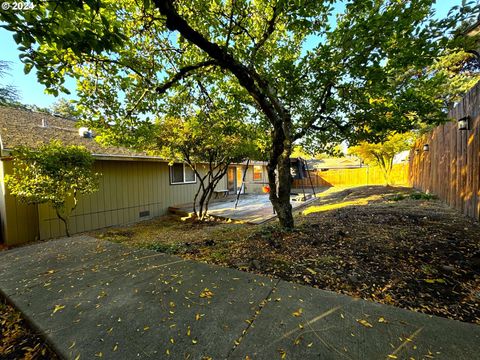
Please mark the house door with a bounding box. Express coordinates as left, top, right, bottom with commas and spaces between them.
236, 166, 246, 193
227, 167, 236, 192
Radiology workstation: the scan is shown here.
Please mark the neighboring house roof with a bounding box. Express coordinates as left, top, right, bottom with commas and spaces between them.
0, 106, 163, 161
466, 19, 480, 37
393, 150, 410, 164
305, 157, 363, 170
465, 19, 480, 57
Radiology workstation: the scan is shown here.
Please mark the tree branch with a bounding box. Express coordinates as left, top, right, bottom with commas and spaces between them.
155, 60, 217, 94
249, 3, 279, 66
153, 0, 282, 126
293, 83, 334, 140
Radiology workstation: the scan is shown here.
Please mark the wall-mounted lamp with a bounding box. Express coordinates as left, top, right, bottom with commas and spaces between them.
458, 116, 471, 131
414, 149, 419, 155
423, 144, 429, 152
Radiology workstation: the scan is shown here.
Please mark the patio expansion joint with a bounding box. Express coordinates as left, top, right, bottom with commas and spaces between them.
225, 278, 281, 359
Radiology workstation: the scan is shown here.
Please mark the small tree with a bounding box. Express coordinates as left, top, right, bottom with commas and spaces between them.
349, 133, 414, 185
154, 115, 261, 220
5, 141, 100, 236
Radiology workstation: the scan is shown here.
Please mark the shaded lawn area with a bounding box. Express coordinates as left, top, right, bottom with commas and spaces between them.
93, 186, 480, 324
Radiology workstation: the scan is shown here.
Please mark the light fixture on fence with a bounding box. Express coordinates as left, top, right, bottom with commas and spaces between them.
458, 116, 471, 131
423, 144, 429, 152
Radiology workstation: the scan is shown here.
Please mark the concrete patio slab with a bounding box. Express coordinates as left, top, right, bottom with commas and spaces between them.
0, 237, 277, 359
0, 236, 479, 359
169, 193, 319, 224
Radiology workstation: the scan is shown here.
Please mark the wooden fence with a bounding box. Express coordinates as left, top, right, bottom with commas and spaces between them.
409, 82, 480, 221
293, 164, 409, 188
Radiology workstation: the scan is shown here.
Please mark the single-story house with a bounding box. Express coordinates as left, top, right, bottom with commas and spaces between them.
0, 106, 268, 245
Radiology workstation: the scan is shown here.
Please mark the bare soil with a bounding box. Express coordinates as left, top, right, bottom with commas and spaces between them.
94, 186, 480, 324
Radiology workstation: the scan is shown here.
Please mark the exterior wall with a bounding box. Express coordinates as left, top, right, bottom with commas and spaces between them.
38, 160, 226, 240
0, 159, 39, 245
231, 164, 268, 194
0, 158, 269, 245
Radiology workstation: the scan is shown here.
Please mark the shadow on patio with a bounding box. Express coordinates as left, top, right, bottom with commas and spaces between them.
169, 188, 328, 224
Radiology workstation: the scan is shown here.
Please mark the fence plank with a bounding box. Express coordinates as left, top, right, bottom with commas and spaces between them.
409, 81, 480, 221
293, 164, 408, 188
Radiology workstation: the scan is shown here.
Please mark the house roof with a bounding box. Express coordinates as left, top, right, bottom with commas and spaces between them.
0, 106, 271, 166
0, 106, 163, 161
305, 157, 363, 170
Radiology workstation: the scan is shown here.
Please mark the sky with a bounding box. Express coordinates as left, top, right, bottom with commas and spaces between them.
0, 0, 467, 109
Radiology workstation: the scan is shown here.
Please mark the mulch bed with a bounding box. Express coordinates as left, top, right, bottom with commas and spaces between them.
0, 297, 60, 359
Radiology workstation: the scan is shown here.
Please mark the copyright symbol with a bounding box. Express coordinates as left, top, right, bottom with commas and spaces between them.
1, 2, 10, 10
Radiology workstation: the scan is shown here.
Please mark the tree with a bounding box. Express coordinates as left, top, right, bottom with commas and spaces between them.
0, 60, 20, 105
51, 98, 80, 120
348, 133, 414, 185
5, 141, 100, 237
154, 116, 262, 220
1, 1, 478, 228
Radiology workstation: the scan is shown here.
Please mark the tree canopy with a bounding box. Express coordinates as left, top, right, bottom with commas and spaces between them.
0, 60, 20, 105
1, 0, 478, 227
50, 98, 80, 120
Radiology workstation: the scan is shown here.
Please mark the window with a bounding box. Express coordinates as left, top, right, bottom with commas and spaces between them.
253, 165, 263, 182
170, 163, 197, 184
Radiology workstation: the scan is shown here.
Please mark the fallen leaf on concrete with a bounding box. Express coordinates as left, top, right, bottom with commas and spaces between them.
292, 308, 303, 317
356, 319, 373, 328
52, 305, 65, 314
199, 288, 214, 298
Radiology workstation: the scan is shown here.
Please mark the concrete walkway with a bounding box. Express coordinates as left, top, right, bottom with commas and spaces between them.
0, 236, 478, 359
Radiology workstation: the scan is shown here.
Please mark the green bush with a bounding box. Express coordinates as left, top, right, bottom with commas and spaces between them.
410, 192, 436, 200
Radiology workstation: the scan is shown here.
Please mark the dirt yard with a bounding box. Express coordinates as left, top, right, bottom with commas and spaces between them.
94, 186, 480, 324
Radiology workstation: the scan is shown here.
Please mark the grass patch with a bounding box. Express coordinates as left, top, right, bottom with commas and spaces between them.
146, 242, 186, 254
409, 192, 436, 200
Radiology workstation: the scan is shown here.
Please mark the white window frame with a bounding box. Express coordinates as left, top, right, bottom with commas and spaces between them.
170, 163, 197, 185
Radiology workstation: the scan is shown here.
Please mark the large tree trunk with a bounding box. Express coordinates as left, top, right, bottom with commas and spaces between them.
267, 118, 294, 228
156, 1, 296, 228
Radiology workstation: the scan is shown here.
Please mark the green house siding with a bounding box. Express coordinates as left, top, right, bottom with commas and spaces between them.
36, 160, 226, 240
0, 159, 270, 245
0, 160, 39, 245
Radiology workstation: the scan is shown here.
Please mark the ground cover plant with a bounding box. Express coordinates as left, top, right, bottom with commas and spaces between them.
95, 186, 480, 324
